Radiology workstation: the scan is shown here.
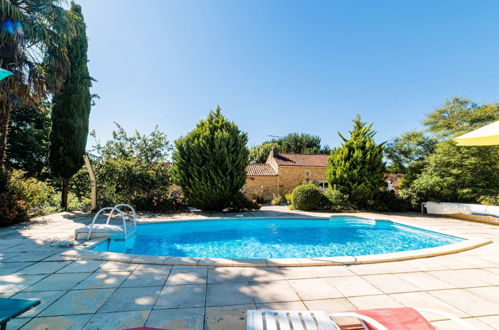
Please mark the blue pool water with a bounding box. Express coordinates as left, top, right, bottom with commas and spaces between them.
91, 217, 464, 259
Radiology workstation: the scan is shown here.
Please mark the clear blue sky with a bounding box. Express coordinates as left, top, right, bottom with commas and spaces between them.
78, 0, 499, 149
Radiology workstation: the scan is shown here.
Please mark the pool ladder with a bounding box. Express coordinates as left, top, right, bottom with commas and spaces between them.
86, 204, 137, 240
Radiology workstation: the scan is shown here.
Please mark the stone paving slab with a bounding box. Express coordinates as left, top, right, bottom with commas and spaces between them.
20, 314, 93, 330
206, 283, 253, 307
397, 271, 458, 290
255, 300, 307, 310
83, 310, 150, 330
25, 272, 91, 292
204, 304, 255, 330
348, 294, 403, 310
74, 271, 130, 289
0, 262, 33, 275
99, 286, 161, 312
362, 273, 420, 294
121, 267, 170, 287
0, 273, 46, 292
57, 260, 105, 273
156, 284, 206, 309
288, 278, 343, 300
96, 261, 138, 273
432, 317, 492, 330
426, 269, 493, 288
12, 290, 67, 317
303, 298, 356, 311
166, 266, 208, 285
39, 289, 115, 317
5, 252, 55, 262
428, 289, 499, 317
18, 261, 69, 275
326, 276, 382, 297
6, 316, 30, 329
476, 315, 499, 329
249, 280, 301, 303
389, 291, 468, 320
146, 307, 205, 330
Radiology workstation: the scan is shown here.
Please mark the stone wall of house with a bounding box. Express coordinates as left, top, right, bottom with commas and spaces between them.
244, 176, 279, 201
277, 166, 327, 195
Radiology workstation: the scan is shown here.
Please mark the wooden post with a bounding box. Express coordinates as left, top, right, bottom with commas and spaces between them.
83, 155, 97, 212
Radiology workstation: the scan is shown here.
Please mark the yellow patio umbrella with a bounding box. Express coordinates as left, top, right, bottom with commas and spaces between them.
453, 120, 499, 146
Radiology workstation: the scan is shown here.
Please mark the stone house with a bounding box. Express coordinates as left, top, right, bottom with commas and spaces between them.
245, 147, 329, 200
245, 147, 401, 201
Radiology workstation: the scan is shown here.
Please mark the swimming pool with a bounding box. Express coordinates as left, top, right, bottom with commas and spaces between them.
91, 217, 464, 259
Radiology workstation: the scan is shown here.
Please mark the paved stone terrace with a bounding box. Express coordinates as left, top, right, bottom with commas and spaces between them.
0, 207, 498, 329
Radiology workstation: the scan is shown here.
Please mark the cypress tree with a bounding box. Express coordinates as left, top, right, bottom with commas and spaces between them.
49, 2, 91, 210
172, 107, 249, 211
327, 115, 385, 208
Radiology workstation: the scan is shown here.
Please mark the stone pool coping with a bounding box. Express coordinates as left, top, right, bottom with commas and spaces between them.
61, 215, 492, 267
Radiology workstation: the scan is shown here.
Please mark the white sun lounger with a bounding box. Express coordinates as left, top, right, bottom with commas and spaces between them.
246, 310, 387, 330
247, 308, 474, 330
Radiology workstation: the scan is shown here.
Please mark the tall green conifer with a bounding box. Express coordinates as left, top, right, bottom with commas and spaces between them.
49, 2, 91, 209
327, 115, 385, 208
173, 107, 249, 211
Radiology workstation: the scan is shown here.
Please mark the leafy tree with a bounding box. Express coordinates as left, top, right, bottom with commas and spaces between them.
424, 97, 499, 139
384, 131, 436, 173
250, 133, 330, 163
6, 104, 51, 178
400, 141, 499, 204
49, 2, 92, 209
249, 142, 275, 163
173, 107, 250, 211
94, 124, 171, 163
393, 97, 499, 205
0, 169, 27, 225
327, 115, 385, 208
0, 0, 78, 170
74, 123, 174, 210
277, 133, 326, 154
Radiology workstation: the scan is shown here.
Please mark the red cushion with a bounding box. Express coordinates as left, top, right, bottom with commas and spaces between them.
351, 307, 435, 330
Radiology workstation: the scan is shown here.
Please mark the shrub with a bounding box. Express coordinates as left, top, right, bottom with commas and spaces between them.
370, 190, 411, 212
255, 196, 268, 204
95, 158, 172, 209
284, 193, 293, 205
478, 195, 499, 206
322, 189, 349, 211
0, 171, 28, 226
134, 190, 186, 212
4, 169, 91, 219
9, 170, 57, 216
271, 195, 283, 205
291, 184, 323, 211
173, 107, 250, 211
225, 192, 261, 212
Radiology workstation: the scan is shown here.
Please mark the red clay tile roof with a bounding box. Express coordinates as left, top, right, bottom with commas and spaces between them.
273, 153, 329, 167
246, 163, 278, 176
